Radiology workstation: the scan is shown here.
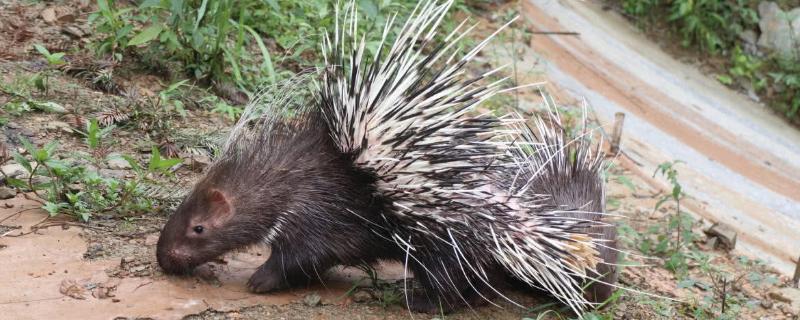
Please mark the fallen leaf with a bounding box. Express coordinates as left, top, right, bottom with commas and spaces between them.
59, 279, 87, 300
41, 8, 56, 23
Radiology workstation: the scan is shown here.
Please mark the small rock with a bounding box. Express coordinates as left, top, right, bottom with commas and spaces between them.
120, 256, 135, 266
44, 121, 73, 134
762, 299, 774, 309
0, 163, 26, 178
0, 186, 16, 199
739, 30, 761, 56
303, 293, 322, 307
30, 175, 52, 186
106, 154, 131, 170
99, 169, 127, 179
7, 122, 20, 129
83, 243, 104, 259
704, 222, 737, 250
757, 2, 800, 60
770, 287, 800, 315
20, 128, 35, 137
41, 7, 57, 23
352, 290, 373, 303
62, 26, 84, 38
59, 279, 87, 299
182, 154, 212, 171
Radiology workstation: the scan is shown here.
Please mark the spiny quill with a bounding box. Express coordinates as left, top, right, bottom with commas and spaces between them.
317, 0, 618, 316
156, 1, 624, 318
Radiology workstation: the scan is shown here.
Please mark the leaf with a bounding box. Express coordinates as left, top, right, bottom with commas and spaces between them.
32, 101, 66, 113
97, 0, 111, 14
12, 152, 32, 174
716, 74, 733, 85
121, 155, 143, 175
42, 201, 66, 216
242, 24, 276, 84
128, 25, 164, 46
33, 44, 51, 57
86, 119, 100, 149
5, 177, 25, 189
193, 0, 209, 32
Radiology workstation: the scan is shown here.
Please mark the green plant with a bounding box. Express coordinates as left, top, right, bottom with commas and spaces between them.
89, 0, 138, 61
208, 98, 242, 120
0, 75, 66, 115
33, 44, 66, 66
768, 60, 800, 118
631, 160, 701, 277
6, 129, 179, 221
720, 46, 767, 91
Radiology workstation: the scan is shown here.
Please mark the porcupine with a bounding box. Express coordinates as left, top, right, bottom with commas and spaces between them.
156, 0, 618, 316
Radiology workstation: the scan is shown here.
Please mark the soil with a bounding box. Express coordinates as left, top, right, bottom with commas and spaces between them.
0, 0, 799, 319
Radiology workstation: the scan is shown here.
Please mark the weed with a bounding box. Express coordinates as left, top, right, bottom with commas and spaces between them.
615, 0, 800, 123
5, 127, 179, 221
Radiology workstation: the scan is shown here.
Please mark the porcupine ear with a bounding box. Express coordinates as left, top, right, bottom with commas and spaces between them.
207, 189, 234, 227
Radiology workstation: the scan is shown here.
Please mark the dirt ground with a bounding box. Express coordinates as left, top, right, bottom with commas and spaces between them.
1, 0, 800, 319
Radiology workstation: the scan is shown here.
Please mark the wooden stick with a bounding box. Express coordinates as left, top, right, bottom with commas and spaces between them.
793, 255, 800, 288
610, 112, 626, 154
531, 31, 580, 36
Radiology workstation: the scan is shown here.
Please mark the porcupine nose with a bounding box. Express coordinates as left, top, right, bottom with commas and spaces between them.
156, 237, 193, 274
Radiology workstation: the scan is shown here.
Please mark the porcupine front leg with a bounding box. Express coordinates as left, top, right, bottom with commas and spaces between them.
247, 243, 333, 293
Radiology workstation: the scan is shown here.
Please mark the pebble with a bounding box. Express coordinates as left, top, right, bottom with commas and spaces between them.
44, 121, 73, 134
99, 169, 127, 179
303, 293, 322, 307
0, 186, 17, 199
769, 287, 800, 315
0, 163, 26, 178
106, 154, 132, 170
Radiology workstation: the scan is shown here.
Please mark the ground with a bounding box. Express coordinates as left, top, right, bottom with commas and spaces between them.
0, 0, 799, 319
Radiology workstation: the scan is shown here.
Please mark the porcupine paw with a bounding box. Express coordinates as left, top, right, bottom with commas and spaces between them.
246, 267, 287, 293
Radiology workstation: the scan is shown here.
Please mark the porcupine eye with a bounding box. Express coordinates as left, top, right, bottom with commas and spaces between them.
193, 226, 204, 234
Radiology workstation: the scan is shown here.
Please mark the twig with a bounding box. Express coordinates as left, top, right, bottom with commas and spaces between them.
531, 30, 580, 36
793, 255, 800, 288
0, 207, 41, 224
610, 112, 626, 154
3, 219, 107, 237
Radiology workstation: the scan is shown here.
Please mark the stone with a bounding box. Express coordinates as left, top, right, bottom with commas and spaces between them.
41, 7, 57, 23
769, 287, 800, 315
352, 290, 373, 303
0, 186, 16, 199
45, 121, 73, 133
1, 163, 27, 178
303, 293, 321, 307
106, 154, 131, 170
181, 154, 212, 171
99, 169, 127, 179
739, 30, 761, 56
704, 222, 737, 250
757, 2, 800, 60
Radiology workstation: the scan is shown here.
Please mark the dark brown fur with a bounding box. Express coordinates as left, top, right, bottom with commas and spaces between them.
156, 110, 617, 313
